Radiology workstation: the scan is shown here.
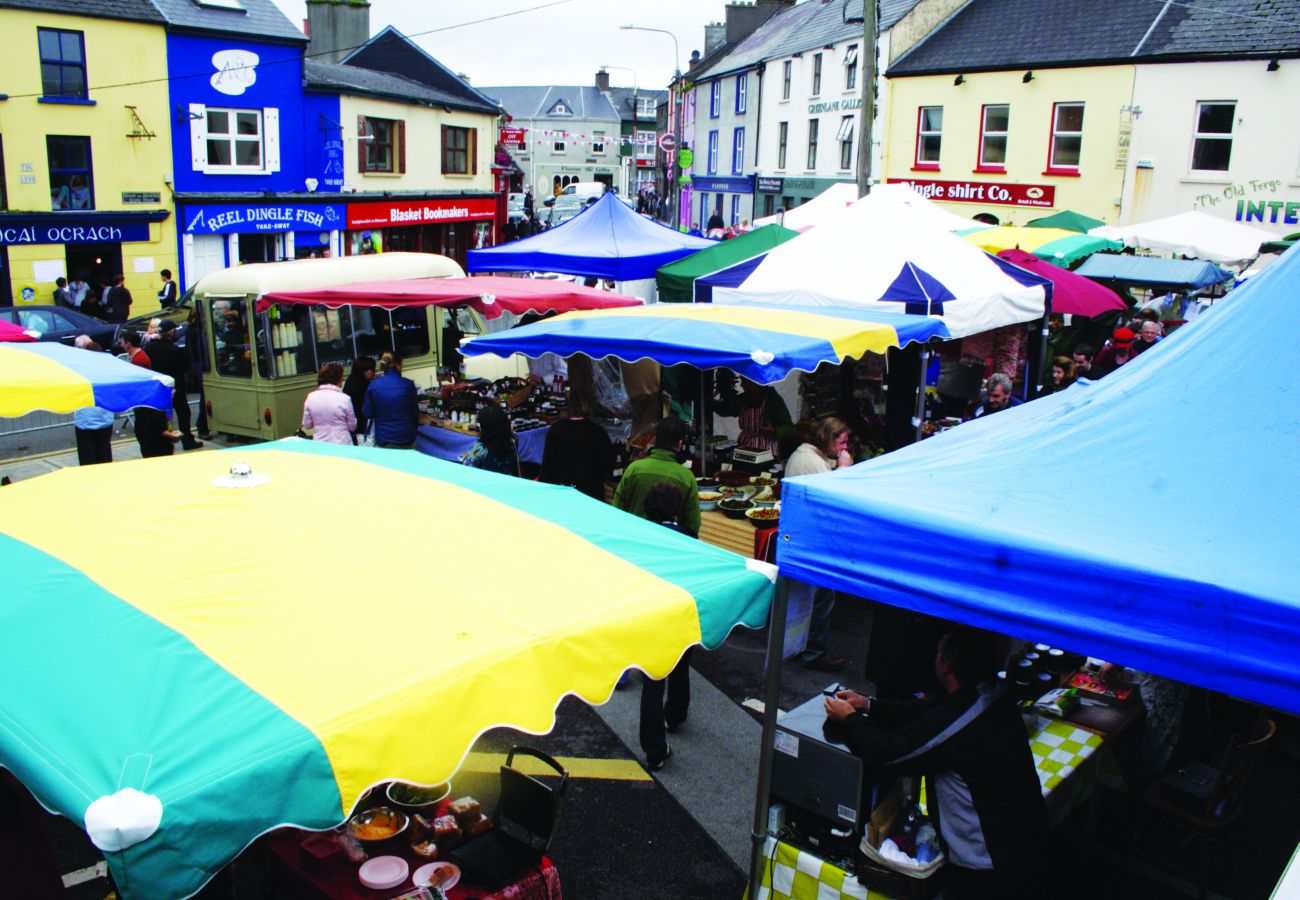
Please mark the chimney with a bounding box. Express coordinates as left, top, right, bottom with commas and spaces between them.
704, 21, 726, 55
726, 0, 794, 46
306, 0, 371, 65
688, 49, 702, 69
595, 69, 611, 92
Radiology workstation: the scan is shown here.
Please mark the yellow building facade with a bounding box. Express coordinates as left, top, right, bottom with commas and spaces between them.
882, 66, 1136, 226
0, 8, 176, 314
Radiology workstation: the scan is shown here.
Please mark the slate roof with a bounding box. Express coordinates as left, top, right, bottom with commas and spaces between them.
149, 0, 303, 42
606, 86, 669, 124
342, 26, 500, 115
479, 85, 620, 122
889, 0, 1300, 75
692, 0, 920, 81
306, 59, 496, 111
0, 0, 164, 24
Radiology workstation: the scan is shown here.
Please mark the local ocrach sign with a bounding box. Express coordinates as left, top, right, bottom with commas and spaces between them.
888, 178, 1056, 209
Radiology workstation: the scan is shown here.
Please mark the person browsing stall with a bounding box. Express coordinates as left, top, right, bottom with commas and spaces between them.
825, 628, 1048, 900
972, 373, 1022, 418
463, 405, 520, 476
540, 391, 613, 500
362, 352, 419, 449
302, 364, 356, 445
342, 356, 376, 439
614, 417, 699, 538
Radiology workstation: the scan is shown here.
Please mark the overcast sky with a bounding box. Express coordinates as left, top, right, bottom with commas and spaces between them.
269, 0, 732, 90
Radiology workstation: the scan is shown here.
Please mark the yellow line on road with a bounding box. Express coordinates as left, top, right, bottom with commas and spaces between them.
460, 751, 651, 782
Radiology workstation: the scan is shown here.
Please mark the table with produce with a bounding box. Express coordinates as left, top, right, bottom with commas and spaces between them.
416, 377, 558, 465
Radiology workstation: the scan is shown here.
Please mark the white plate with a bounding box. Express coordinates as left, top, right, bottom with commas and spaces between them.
358, 855, 409, 890
413, 861, 461, 890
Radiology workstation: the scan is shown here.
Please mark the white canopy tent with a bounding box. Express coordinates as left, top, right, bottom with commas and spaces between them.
751, 182, 858, 232
1092, 210, 1275, 266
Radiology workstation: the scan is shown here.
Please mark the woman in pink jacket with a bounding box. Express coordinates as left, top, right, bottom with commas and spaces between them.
302, 363, 357, 444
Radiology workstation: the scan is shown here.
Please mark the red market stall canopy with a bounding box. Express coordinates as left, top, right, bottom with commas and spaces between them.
256, 276, 644, 318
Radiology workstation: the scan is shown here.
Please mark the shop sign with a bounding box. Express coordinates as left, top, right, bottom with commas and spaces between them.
346, 197, 498, 229
0, 220, 150, 246
636, 158, 656, 168
184, 204, 345, 235
500, 127, 527, 148
691, 176, 754, 194
808, 97, 862, 115
756, 176, 784, 193
783, 178, 818, 192
887, 178, 1056, 208
122, 192, 162, 204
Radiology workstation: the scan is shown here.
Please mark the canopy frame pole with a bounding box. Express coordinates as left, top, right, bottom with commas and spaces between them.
748, 574, 790, 897
1031, 287, 1054, 399
698, 368, 712, 475
913, 342, 931, 444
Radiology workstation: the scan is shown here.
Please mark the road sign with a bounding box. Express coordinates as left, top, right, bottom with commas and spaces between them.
658, 133, 677, 153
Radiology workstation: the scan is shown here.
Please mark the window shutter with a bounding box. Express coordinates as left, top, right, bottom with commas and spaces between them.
357, 116, 368, 173
397, 120, 406, 174
470, 128, 478, 176
189, 103, 207, 171
440, 124, 448, 175
263, 107, 281, 172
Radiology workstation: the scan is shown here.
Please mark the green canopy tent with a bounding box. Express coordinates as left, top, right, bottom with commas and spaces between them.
656, 224, 800, 302
1025, 209, 1107, 233
1260, 231, 1300, 254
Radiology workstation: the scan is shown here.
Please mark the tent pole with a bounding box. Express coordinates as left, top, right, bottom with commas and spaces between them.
699, 370, 711, 475
748, 574, 789, 897
913, 344, 931, 444
1031, 287, 1054, 399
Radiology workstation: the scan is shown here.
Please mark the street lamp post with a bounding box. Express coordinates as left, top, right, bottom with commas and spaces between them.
621, 24, 681, 226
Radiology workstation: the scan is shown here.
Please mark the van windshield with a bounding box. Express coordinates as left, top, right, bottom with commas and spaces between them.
211, 298, 252, 378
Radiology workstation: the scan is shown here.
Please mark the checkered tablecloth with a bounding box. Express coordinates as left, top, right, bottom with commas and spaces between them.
1028, 716, 1104, 794
751, 837, 891, 900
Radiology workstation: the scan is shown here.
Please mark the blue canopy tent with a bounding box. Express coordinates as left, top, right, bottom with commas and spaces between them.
1074, 254, 1232, 290
775, 244, 1300, 714
467, 192, 715, 281
739, 244, 1300, 893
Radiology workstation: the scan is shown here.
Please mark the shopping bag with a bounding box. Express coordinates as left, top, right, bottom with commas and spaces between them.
782, 581, 814, 660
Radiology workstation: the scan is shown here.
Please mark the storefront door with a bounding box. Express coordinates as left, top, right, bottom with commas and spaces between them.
188, 234, 227, 288
65, 242, 124, 296
0, 247, 11, 307
238, 233, 279, 264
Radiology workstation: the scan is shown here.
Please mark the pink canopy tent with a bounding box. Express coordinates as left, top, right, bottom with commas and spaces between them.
0, 320, 37, 342
998, 249, 1126, 318
256, 276, 642, 317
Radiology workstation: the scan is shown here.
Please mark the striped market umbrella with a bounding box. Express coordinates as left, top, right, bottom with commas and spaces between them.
461, 302, 951, 384
0, 320, 37, 342
961, 225, 1122, 268
0, 440, 775, 900
0, 342, 173, 418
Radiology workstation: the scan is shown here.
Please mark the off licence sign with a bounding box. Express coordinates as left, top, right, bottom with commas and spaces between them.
887, 178, 1056, 208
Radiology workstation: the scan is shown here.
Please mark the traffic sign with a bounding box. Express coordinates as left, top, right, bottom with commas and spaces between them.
658, 133, 677, 153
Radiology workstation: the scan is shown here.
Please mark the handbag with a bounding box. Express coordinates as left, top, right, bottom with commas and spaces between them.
357, 420, 376, 448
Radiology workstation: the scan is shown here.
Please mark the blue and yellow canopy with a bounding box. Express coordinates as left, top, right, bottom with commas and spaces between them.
0, 440, 774, 900
0, 342, 173, 417
462, 303, 950, 383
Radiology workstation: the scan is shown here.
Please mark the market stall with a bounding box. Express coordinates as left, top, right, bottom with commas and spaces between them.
656, 224, 799, 303
466, 192, 714, 281
1072, 254, 1233, 291
0, 440, 775, 900
1091, 210, 1275, 266
961, 225, 1122, 268
995, 250, 1126, 317
0, 341, 173, 417
744, 243, 1300, 898
751, 182, 858, 232
1025, 209, 1106, 233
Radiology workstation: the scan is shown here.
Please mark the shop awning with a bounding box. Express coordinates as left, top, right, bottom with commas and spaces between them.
655, 224, 800, 303
466, 192, 714, 281
1074, 254, 1233, 290
0, 440, 775, 900
962, 225, 1122, 267
461, 302, 950, 384
0, 342, 173, 417
256, 275, 643, 317
776, 244, 1300, 715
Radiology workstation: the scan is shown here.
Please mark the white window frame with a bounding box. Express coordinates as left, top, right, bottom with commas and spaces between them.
1048, 102, 1084, 171
636, 129, 656, 157
736, 74, 747, 114
777, 121, 788, 170
189, 103, 279, 174
553, 132, 566, 154
1190, 100, 1236, 173
732, 127, 745, 175
782, 61, 792, 100
812, 53, 823, 96
979, 103, 1009, 169
844, 44, 859, 91
837, 115, 854, 170
708, 130, 719, 175
730, 193, 740, 226
807, 118, 819, 170
591, 131, 605, 154
636, 97, 655, 117
710, 81, 721, 118
915, 106, 942, 167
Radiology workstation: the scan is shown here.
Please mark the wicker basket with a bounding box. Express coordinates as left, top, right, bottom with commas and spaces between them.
856, 844, 946, 899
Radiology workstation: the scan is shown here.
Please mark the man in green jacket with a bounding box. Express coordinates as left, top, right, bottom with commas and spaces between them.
614, 417, 700, 537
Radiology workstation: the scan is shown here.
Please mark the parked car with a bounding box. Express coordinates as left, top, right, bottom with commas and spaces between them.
0, 305, 116, 350
544, 204, 585, 229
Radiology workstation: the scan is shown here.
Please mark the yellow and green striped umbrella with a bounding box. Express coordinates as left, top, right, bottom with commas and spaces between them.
0, 440, 774, 899
960, 225, 1121, 267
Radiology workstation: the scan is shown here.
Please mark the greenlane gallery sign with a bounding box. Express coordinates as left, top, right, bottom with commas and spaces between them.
808, 97, 863, 115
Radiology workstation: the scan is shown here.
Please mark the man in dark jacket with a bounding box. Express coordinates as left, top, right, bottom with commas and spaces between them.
540, 391, 612, 499
106, 275, 132, 322
145, 320, 201, 449
825, 628, 1048, 899
362, 355, 419, 448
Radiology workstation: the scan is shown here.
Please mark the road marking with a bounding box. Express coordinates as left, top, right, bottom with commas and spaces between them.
460, 751, 651, 782
62, 861, 107, 887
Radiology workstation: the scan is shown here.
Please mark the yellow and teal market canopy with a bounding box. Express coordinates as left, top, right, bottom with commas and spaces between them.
960, 225, 1122, 268
0, 440, 774, 899
0, 342, 173, 417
